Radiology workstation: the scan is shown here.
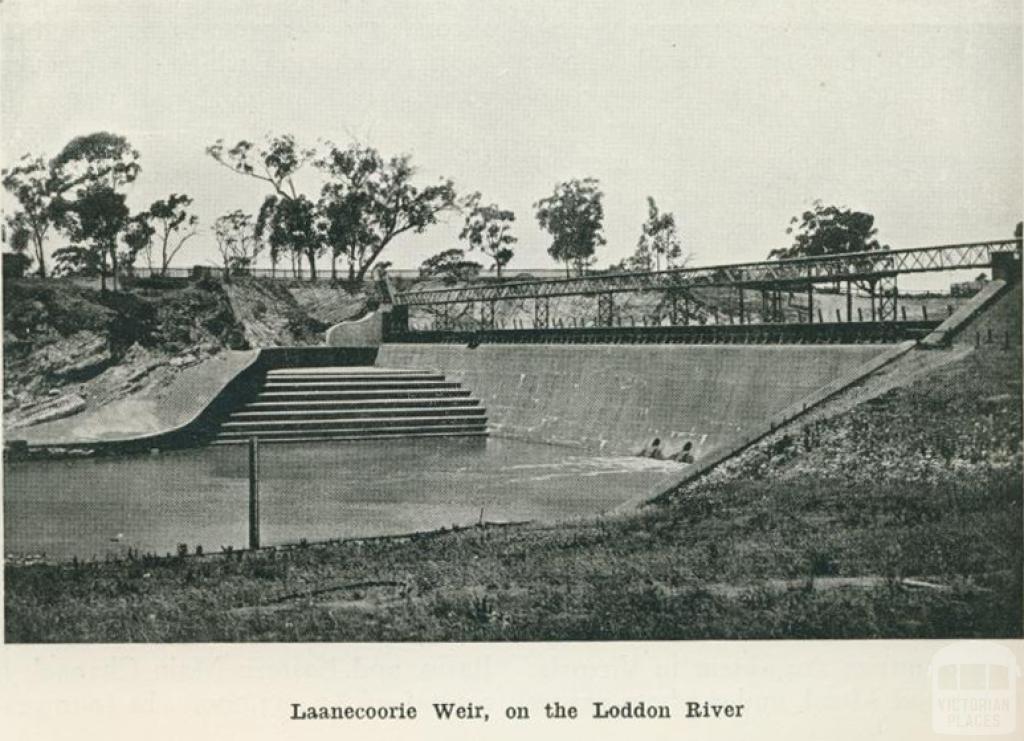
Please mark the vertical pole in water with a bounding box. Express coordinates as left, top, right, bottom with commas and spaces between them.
248, 436, 260, 550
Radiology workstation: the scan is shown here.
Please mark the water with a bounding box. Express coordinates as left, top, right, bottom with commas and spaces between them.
3, 437, 683, 561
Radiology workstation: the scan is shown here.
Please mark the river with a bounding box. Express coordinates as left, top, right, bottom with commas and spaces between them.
3, 437, 683, 561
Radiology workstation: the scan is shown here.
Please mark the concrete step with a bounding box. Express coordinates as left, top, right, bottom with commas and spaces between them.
222, 413, 487, 430
261, 373, 445, 384
210, 365, 487, 446
262, 379, 456, 391
257, 388, 473, 401
211, 429, 488, 445
214, 422, 487, 441
230, 406, 486, 421
241, 398, 480, 413
266, 366, 428, 376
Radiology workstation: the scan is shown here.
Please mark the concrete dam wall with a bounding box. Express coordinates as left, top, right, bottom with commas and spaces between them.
375, 343, 887, 458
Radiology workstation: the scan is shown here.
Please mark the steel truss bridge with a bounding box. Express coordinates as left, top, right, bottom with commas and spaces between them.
384, 239, 1021, 338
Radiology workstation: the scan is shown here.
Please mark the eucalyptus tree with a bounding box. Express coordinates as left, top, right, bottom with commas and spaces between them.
459, 191, 516, 279
207, 135, 322, 279
534, 178, 605, 277
315, 142, 458, 283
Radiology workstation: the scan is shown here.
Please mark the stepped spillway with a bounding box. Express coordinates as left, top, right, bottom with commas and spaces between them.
212, 366, 488, 444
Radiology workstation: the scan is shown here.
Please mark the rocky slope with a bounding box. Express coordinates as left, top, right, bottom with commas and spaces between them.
2, 277, 326, 433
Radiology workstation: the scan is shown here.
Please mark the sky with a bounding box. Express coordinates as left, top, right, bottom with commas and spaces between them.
2, 0, 1021, 278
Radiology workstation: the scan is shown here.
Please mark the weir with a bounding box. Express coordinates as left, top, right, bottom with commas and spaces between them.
375, 342, 885, 458
9, 239, 1020, 460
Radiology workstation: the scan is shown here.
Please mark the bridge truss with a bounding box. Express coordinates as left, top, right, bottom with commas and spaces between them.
387, 239, 1021, 331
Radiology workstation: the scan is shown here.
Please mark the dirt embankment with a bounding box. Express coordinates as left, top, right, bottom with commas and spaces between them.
2, 277, 328, 433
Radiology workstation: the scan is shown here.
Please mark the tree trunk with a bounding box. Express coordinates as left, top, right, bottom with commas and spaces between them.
110, 244, 119, 292
33, 236, 47, 278
307, 249, 317, 282
99, 249, 107, 292
331, 254, 337, 283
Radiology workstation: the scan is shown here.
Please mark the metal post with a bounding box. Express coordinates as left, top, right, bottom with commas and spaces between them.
597, 292, 615, 327
534, 297, 549, 329
248, 437, 260, 550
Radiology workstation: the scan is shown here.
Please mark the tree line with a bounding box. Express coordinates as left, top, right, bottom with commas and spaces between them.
14, 130, 999, 289
3, 130, 700, 288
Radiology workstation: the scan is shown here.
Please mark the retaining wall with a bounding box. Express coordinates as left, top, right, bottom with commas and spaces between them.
375, 343, 887, 458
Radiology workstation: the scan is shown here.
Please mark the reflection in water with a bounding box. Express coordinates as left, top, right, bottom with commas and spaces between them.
4, 437, 680, 561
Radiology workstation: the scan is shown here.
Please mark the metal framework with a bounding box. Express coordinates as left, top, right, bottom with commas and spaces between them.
393, 239, 1021, 307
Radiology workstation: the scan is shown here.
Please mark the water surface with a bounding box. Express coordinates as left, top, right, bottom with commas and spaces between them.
4, 437, 682, 561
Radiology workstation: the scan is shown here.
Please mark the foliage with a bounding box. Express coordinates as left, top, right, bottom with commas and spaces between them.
770, 200, 888, 260
419, 248, 482, 284
459, 192, 516, 279
206, 134, 313, 200
213, 210, 263, 275
52, 184, 130, 286
121, 213, 155, 272
209, 135, 320, 278
145, 194, 199, 274
51, 132, 141, 190
316, 142, 458, 282
2, 251, 33, 279
615, 196, 685, 272
254, 195, 321, 278
2, 156, 64, 277
534, 178, 605, 276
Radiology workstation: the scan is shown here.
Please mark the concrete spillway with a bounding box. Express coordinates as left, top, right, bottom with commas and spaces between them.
376, 343, 888, 459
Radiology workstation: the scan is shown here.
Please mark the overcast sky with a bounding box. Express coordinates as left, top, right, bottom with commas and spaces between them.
2, 0, 1021, 275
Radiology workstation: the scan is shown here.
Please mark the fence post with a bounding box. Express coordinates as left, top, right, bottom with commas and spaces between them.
248, 437, 260, 550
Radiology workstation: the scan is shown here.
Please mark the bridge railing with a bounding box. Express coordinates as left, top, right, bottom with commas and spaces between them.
384, 239, 1020, 335
393, 239, 1022, 306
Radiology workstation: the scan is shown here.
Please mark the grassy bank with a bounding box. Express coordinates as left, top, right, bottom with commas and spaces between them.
5, 348, 1021, 642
